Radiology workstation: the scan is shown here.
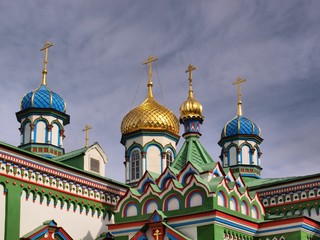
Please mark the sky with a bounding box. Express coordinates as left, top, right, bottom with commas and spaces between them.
0, 1, 319, 182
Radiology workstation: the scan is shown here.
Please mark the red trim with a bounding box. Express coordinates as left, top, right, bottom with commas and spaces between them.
109, 210, 259, 231
258, 181, 319, 197
259, 216, 320, 228
166, 227, 187, 240
131, 230, 147, 240
0, 151, 125, 195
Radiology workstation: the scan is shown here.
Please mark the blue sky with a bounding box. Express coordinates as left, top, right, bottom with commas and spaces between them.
0, 1, 319, 182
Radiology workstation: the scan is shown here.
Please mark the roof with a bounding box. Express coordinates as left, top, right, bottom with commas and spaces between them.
54, 146, 87, 162
171, 136, 215, 171
0, 141, 127, 188
245, 173, 320, 190
221, 115, 261, 138
20, 84, 66, 113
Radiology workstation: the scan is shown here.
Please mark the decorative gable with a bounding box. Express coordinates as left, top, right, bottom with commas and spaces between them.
20, 220, 72, 240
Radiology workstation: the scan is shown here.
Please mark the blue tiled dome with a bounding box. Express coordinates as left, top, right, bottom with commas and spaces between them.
20, 84, 66, 113
221, 116, 261, 138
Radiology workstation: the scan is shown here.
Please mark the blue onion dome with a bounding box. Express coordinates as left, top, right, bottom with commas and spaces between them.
20, 84, 66, 113
221, 115, 261, 138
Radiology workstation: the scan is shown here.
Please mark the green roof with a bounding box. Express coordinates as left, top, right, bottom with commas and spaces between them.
54, 146, 87, 162
246, 172, 320, 190
171, 136, 215, 171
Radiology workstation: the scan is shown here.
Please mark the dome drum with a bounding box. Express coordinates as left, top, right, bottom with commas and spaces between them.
16, 107, 70, 125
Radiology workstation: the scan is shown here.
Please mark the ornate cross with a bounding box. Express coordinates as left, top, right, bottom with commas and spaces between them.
185, 64, 196, 85
232, 77, 246, 116
185, 64, 196, 99
82, 125, 92, 148
40, 41, 53, 85
143, 56, 158, 98
153, 229, 161, 240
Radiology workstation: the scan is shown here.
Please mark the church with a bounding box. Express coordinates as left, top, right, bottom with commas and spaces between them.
0, 42, 318, 240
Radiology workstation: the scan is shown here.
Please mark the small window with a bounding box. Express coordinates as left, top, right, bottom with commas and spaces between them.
90, 158, 100, 173
131, 150, 140, 180
166, 151, 173, 167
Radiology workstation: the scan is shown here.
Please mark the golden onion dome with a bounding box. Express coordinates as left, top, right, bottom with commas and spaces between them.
121, 96, 180, 135
121, 55, 180, 136
180, 97, 203, 122
179, 64, 204, 123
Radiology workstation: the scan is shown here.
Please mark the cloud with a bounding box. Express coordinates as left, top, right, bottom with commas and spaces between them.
0, 1, 319, 182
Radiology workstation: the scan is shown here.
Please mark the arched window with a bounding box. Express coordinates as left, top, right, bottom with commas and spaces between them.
166, 151, 173, 167
144, 199, 158, 214
251, 205, 260, 219
124, 203, 138, 217
165, 196, 180, 211
230, 197, 238, 211
51, 122, 61, 146
34, 120, 47, 143
218, 191, 227, 207
187, 191, 204, 207
131, 150, 141, 180
241, 201, 248, 215
22, 121, 31, 144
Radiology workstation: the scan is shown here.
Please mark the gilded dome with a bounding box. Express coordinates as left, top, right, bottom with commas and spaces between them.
179, 64, 204, 123
121, 97, 180, 135
180, 97, 203, 122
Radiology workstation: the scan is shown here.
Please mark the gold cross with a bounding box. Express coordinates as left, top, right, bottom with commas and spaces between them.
82, 125, 92, 148
185, 64, 196, 84
153, 229, 161, 240
40, 41, 53, 85
185, 64, 196, 99
232, 77, 247, 116
143, 56, 158, 98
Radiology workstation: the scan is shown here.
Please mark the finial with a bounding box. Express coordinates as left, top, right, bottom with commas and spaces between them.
82, 124, 92, 148
143, 56, 158, 98
232, 77, 247, 116
185, 64, 196, 99
40, 41, 53, 86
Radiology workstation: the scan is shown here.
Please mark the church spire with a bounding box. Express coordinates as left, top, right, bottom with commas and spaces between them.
232, 77, 246, 116
143, 56, 158, 98
40, 41, 53, 86
179, 64, 204, 138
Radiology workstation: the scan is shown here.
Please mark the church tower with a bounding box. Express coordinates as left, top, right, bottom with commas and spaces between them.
218, 78, 263, 179
171, 64, 214, 171
120, 56, 180, 185
16, 42, 70, 158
